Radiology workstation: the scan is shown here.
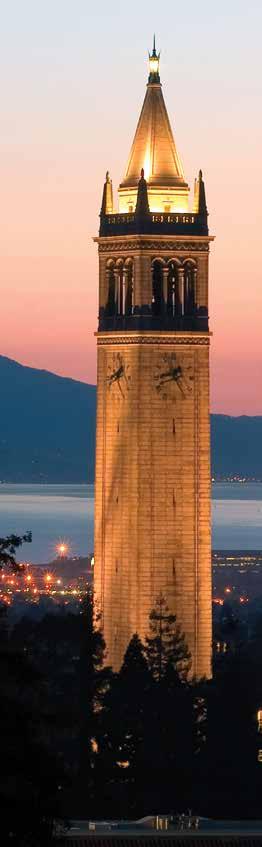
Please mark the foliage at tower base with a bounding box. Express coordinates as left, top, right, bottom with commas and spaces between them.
69, 596, 112, 816
8, 593, 111, 824
3, 569, 262, 825
95, 596, 199, 818
94, 596, 262, 820
0, 533, 62, 846
193, 645, 262, 821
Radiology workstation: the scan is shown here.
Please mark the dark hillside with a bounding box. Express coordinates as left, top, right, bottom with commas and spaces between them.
0, 356, 261, 481
0, 356, 95, 482
211, 414, 262, 479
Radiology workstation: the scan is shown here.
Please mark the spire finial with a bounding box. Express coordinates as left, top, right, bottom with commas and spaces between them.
100, 171, 113, 216
135, 169, 150, 217
148, 36, 160, 84
193, 169, 208, 217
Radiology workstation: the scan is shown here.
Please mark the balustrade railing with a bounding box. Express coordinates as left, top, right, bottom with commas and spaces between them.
100, 210, 208, 237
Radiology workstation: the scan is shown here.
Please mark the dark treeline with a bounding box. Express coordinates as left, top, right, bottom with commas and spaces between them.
1, 536, 262, 842
2, 595, 262, 843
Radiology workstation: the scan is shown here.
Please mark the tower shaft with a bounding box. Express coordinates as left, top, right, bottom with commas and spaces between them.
95, 327, 211, 677
94, 49, 213, 677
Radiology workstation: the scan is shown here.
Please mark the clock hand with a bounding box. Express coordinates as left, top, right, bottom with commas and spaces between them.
175, 379, 186, 396
117, 380, 125, 397
155, 366, 182, 383
160, 374, 174, 384
107, 364, 124, 386
155, 370, 174, 381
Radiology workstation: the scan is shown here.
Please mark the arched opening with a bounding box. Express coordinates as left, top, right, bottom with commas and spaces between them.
124, 262, 133, 315
106, 265, 116, 315
152, 260, 164, 315
184, 262, 196, 315
113, 263, 124, 315
167, 262, 179, 316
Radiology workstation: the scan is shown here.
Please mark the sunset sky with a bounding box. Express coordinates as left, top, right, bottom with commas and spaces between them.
1, 0, 261, 414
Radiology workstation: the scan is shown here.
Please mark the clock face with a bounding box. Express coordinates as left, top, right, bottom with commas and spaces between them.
154, 352, 194, 400
107, 352, 131, 398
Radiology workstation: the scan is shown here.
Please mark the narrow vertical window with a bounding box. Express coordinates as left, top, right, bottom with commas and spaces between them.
167, 262, 178, 316
152, 261, 164, 315
257, 709, 262, 732
117, 266, 124, 315
125, 263, 133, 315
106, 266, 116, 314
184, 263, 196, 314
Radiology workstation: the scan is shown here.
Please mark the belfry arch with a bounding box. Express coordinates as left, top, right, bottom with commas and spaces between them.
183, 259, 197, 315
152, 259, 164, 315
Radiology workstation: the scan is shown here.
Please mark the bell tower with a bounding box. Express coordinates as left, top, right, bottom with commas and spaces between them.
94, 43, 214, 678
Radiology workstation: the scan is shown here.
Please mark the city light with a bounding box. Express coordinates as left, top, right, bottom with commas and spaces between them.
56, 541, 69, 557
26, 574, 32, 583
45, 574, 52, 583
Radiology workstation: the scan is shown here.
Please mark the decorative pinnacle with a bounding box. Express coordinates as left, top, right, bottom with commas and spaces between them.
135, 168, 150, 216
193, 169, 208, 216
148, 35, 160, 83
100, 170, 113, 215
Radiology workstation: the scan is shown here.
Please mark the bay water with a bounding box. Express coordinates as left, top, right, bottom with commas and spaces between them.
0, 483, 261, 564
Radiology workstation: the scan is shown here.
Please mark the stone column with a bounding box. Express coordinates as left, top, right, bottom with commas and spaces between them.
105, 267, 110, 310
178, 267, 184, 315
193, 267, 198, 309
122, 271, 126, 315
163, 266, 168, 310
114, 268, 119, 313
131, 267, 134, 314
99, 255, 108, 309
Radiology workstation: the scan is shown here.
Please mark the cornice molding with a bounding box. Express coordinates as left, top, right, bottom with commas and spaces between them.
97, 240, 210, 254
97, 333, 210, 347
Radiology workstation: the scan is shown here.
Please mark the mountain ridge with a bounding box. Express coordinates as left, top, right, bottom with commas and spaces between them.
0, 355, 261, 481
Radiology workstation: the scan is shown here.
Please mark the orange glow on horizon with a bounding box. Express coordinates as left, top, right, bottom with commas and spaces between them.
1, 10, 262, 416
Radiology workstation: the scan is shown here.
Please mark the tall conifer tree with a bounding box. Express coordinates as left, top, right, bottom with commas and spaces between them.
145, 594, 191, 683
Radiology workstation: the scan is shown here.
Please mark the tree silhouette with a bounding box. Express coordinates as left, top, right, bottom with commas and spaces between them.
145, 593, 191, 683
0, 531, 32, 571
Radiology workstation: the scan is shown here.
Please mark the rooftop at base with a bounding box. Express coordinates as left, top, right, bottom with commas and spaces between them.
56, 817, 262, 844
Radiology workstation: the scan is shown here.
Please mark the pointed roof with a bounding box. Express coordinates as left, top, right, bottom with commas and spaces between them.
100, 171, 114, 215
120, 45, 187, 191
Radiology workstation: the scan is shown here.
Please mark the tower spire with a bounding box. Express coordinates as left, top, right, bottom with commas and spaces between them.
148, 35, 160, 83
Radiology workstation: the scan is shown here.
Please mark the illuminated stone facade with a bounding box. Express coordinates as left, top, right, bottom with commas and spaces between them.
94, 47, 213, 678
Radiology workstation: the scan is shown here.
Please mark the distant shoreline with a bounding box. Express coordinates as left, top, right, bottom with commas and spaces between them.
0, 479, 262, 486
